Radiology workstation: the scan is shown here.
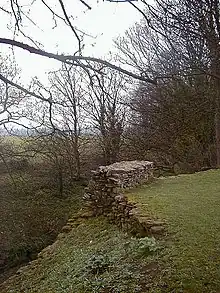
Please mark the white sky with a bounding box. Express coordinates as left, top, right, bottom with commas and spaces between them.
0, 0, 144, 84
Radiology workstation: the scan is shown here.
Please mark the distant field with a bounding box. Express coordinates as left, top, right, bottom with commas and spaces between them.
127, 170, 220, 293
1, 135, 25, 146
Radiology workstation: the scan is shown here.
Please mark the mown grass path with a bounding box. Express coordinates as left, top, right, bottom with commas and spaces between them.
127, 170, 220, 293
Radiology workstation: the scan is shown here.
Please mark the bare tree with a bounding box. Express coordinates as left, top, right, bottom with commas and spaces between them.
48, 65, 86, 180
84, 70, 127, 164
0, 54, 28, 127
124, 0, 220, 167
116, 0, 220, 167
0, 53, 32, 187
0, 1, 156, 98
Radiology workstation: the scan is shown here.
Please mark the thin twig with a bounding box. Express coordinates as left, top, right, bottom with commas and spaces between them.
58, 0, 82, 54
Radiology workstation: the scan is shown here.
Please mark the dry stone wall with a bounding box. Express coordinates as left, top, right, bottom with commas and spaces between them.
83, 160, 166, 236
1, 161, 165, 287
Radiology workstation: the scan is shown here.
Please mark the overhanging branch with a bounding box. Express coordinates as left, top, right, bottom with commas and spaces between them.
0, 73, 57, 131
0, 73, 50, 102
0, 38, 157, 84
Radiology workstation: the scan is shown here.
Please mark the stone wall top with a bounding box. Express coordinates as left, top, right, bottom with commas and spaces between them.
98, 160, 154, 174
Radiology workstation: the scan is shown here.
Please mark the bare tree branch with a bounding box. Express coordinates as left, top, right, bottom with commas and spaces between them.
0, 6, 11, 14
58, 0, 82, 54
0, 73, 49, 103
0, 38, 157, 84
78, 0, 92, 10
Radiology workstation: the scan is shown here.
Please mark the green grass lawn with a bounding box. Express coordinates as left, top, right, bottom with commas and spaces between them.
127, 169, 220, 293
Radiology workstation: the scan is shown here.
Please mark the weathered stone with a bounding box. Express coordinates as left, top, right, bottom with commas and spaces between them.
55, 233, 65, 240
150, 226, 165, 234
61, 225, 72, 233
16, 267, 28, 275
115, 194, 127, 202
82, 160, 154, 236
138, 218, 154, 226
70, 213, 82, 219
79, 211, 95, 218
67, 218, 76, 223
129, 209, 146, 218
151, 220, 166, 226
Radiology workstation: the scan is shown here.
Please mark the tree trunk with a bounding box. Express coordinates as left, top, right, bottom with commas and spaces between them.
0, 154, 17, 189
73, 135, 81, 181
58, 166, 63, 197
75, 147, 81, 181
215, 95, 220, 168
213, 63, 220, 167
55, 155, 63, 197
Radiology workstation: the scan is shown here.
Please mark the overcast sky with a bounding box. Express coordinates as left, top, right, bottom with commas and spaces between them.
0, 0, 144, 84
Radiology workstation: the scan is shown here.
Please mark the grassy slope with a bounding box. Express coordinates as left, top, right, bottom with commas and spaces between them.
0, 217, 160, 293
127, 169, 220, 293
1, 170, 220, 293
0, 175, 83, 282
